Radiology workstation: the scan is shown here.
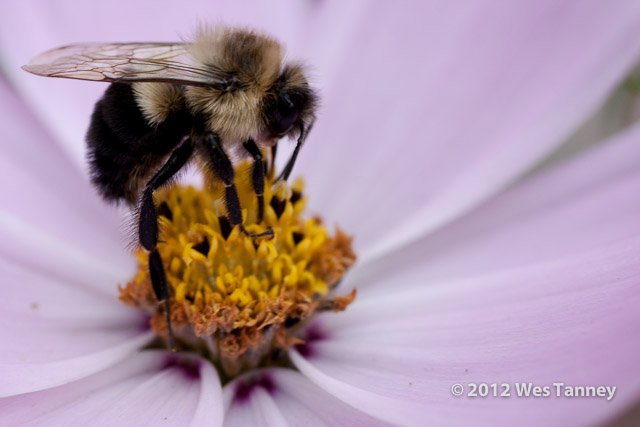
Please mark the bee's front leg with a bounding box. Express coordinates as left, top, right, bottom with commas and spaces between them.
200, 133, 273, 240
277, 121, 311, 182
139, 137, 194, 351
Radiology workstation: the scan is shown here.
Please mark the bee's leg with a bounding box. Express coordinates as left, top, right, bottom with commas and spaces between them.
243, 138, 266, 223
277, 123, 305, 182
201, 134, 273, 239
277, 120, 314, 182
270, 144, 278, 179
139, 137, 194, 351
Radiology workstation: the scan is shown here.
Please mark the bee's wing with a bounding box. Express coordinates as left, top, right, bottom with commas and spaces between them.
22, 42, 226, 88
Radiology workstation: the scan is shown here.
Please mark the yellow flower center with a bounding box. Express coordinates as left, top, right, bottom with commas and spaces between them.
119, 162, 356, 379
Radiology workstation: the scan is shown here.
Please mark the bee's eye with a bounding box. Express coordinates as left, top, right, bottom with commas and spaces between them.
270, 94, 299, 135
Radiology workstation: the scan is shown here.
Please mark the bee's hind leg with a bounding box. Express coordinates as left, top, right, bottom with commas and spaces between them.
243, 138, 266, 223
200, 133, 273, 240
139, 137, 194, 351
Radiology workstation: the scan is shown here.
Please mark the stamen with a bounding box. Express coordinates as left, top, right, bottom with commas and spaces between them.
120, 162, 356, 380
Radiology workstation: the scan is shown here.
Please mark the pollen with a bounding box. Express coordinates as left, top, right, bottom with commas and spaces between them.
119, 162, 356, 378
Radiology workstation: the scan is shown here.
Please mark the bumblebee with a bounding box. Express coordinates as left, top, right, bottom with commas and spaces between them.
23, 26, 318, 348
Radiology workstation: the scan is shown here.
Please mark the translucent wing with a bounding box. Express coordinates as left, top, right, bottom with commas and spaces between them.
22, 42, 227, 88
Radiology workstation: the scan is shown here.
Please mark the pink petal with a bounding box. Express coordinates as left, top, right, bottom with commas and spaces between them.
0, 351, 223, 427
223, 368, 387, 426
0, 257, 153, 396
292, 234, 640, 425
0, 77, 154, 398
353, 121, 640, 297
295, 1, 640, 264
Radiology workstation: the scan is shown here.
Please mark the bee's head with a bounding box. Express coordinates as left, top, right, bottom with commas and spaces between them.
186, 27, 317, 143
263, 64, 318, 141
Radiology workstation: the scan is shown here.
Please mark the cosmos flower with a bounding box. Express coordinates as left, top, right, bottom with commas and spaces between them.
1, 1, 640, 426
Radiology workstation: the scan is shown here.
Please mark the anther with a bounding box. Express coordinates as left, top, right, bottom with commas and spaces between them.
270, 180, 292, 218
158, 201, 173, 220
192, 236, 210, 255
217, 216, 232, 239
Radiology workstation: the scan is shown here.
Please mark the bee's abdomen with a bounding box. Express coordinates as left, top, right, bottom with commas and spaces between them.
86, 83, 193, 204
